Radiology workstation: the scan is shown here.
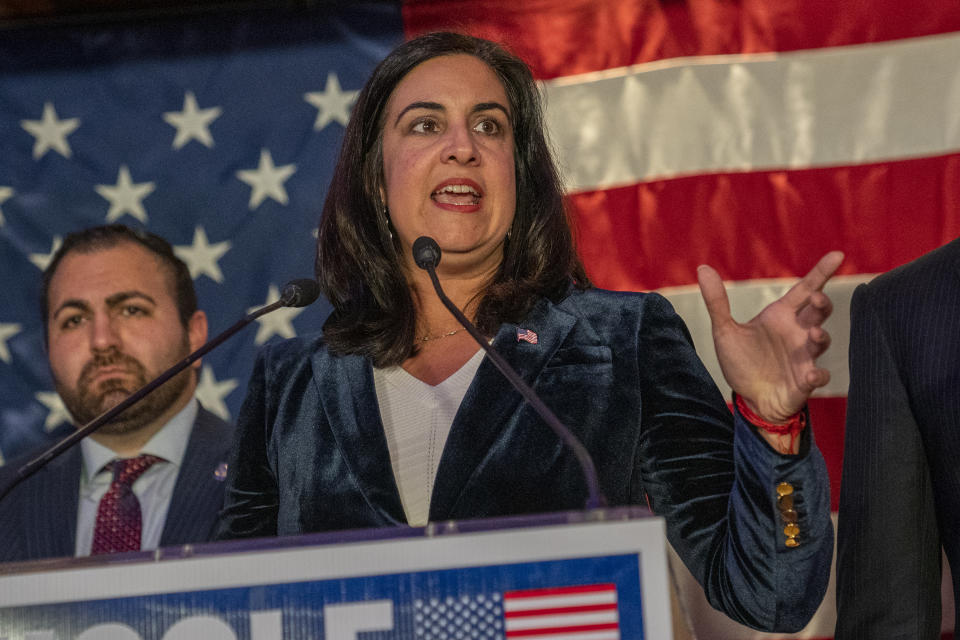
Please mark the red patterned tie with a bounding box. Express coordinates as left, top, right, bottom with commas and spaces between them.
90, 454, 161, 555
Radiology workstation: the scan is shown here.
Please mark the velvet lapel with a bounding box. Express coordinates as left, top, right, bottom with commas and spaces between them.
313, 349, 406, 525
25, 447, 80, 559
160, 407, 231, 546
429, 296, 577, 520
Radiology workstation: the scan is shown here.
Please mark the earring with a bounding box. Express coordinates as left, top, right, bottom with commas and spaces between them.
383, 206, 394, 240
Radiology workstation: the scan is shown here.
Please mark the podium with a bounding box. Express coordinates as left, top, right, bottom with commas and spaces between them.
0, 507, 672, 639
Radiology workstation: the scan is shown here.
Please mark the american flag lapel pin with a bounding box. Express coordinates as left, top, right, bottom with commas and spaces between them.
516, 327, 538, 344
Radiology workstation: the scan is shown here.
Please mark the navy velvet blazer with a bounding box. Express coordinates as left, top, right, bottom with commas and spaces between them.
216, 288, 833, 632
0, 405, 233, 563
837, 237, 960, 639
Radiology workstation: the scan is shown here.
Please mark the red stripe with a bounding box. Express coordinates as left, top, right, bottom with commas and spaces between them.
569, 152, 960, 291
403, 0, 960, 80
506, 622, 620, 638
807, 396, 846, 512
504, 583, 615, 599
505, 603, 618, 618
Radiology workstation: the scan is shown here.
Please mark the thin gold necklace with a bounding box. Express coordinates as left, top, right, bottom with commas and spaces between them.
416, 328, 463, 342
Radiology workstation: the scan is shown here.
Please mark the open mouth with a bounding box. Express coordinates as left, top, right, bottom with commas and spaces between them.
431, 182, 482, 207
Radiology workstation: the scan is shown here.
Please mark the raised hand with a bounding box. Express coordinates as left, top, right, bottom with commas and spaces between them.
697, 251, 844, 424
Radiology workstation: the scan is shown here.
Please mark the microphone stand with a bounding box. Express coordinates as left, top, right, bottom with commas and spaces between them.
414, 237, 606, 510
0, 279, 319, 503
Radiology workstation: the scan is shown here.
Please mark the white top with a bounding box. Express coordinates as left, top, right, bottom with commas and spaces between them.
374, 349, 486, 527
76, 397, 197, 556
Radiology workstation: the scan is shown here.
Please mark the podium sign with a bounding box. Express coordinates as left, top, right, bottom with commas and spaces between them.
0, 510, 672, 639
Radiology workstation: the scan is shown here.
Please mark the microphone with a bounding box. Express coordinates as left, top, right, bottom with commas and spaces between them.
413, 236, 605, 510
412, 236, 442, 270
280, 278, 321, 308
0, 278, 321, 503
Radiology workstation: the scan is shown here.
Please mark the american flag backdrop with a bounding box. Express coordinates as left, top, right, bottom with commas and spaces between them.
1, 0, 959, 637
0, 3, 402, 458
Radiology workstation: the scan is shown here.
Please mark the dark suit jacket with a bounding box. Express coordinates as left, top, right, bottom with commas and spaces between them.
216, 288, 833, 632
837, 237, 960, 639
0, 404, 233, 563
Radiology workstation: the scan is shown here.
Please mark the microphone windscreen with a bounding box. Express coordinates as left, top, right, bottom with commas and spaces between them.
280, 279, 321, 308
413, 236, 441, 270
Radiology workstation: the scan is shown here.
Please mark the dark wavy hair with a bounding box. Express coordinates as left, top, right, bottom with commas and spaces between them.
40, 224, 198, 345
316, 32, 589, 367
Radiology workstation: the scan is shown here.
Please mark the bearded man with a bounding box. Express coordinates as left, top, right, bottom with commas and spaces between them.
0, 225, 233, 562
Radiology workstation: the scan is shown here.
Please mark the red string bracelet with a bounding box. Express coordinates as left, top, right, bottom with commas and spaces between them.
734, 394, 807, 453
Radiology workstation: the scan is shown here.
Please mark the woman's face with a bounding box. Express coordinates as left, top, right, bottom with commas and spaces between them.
381, 54, 516, 276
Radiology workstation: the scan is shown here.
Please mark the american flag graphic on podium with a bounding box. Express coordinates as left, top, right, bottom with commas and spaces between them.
503, 584, 619, 639
413, 584, 619, 640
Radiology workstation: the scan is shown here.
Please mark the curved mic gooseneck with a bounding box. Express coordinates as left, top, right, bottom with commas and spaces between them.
0, 278, 321, 504
412, 236, 606, 510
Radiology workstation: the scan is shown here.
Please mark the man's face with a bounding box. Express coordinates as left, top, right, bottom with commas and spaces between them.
45, 242, 203, 433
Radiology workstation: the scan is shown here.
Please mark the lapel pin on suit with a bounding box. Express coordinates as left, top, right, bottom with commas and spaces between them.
516, 327, 538, 344
213, 462, 228, 482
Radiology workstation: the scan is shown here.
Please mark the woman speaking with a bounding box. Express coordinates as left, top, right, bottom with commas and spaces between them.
216, 31, 839, 633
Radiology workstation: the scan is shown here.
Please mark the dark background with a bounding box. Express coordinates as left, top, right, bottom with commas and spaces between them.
0, 0, 399, 26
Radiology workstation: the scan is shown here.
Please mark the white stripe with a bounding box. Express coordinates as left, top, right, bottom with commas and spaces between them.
658, 274, 875, 397
506, 610, 619, 631
507, 631, 620, 640
504, 591, 617, 611
544, 32, 960, 191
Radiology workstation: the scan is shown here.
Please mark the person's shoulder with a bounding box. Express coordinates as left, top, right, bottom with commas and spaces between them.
253, 330, 369, 384
559, 286, 674, 316
0, 459, 16, 489
0, 443, 77, 478
189, 404, 236, 465
559, 286, 657, 305
553, 287, 683, 339
0, 444, 79, 503
256, 331, 329, 366
865, 237, 960, 297
194, 403, 235, 436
